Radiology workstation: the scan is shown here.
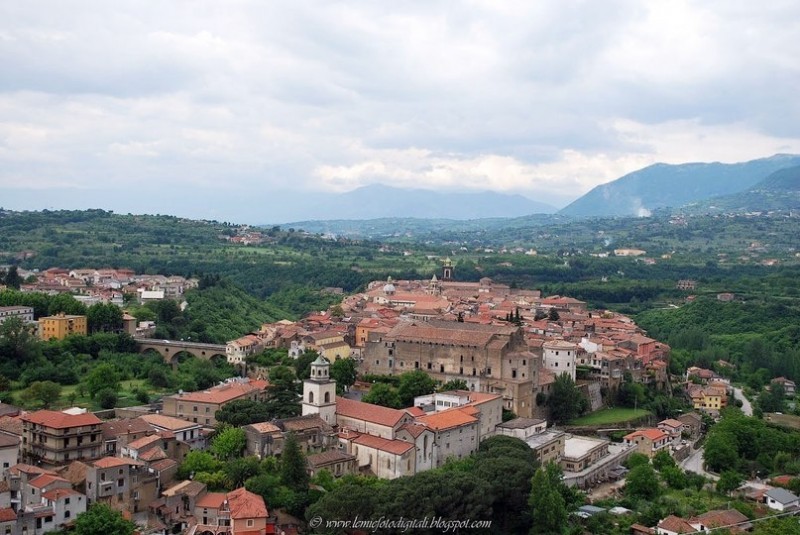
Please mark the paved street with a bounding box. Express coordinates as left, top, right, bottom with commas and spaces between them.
733, 386, 753, 416
680, 446, 718, 480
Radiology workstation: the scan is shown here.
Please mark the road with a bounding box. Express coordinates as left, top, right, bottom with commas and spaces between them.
680, 446, 718, 481
679, 387, 751, 483
733, 386, 753, 416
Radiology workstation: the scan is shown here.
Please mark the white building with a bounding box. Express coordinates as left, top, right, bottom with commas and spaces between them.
543, 340, 577, 381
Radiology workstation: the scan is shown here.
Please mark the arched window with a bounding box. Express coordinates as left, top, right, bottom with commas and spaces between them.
309, 391, 314, 403
324, 392, 331, 403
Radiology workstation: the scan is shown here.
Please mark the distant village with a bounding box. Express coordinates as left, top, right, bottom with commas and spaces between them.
0, 261, 775, 534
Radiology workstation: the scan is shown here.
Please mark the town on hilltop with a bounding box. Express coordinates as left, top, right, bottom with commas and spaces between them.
0, 259, 798, 534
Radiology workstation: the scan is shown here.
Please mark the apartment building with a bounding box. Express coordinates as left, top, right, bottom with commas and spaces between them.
20, 410, 102, 468
38, 314, 87, 340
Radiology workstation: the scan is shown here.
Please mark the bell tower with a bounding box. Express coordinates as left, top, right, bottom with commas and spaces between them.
302, 355, 337, 425
442, 257, 454, 281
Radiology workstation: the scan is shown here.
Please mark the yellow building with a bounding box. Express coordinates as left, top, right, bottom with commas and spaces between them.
39, 313, 87, 340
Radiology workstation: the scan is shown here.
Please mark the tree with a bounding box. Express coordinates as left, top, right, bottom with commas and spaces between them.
758, 383, 786, 414
548, 308, 560, 321
211, 426, 247, 461
281, 433, 309, 492
0, 316, 41, 371
652, 449, 676, 472
704, 431, 740, 473
330, 358, 358, 393
547, 374, 587, 424
215, 399, 270, 427
362, 382, 402, 409
3, 266, 22, 290
74, 503, 135, 535
97, 388, 119, 409
264, 366, 300, 419
20, 381, 62, 408
224, 456, 261, 488
529, 466, 567, 534
397, 370, 436, 407
625, 463, 660, 501
438, 379, 469, 392
717, 470, 744, 495
177, 450, 222, 479
87, 303, 123, 334
83, 363, 120, 399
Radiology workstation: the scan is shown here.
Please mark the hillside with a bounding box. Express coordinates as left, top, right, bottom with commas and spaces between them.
559, 154, 800, 217
682, 164, 800, 213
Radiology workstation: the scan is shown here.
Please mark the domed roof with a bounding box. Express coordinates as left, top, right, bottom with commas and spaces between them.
383, 282, 396, 293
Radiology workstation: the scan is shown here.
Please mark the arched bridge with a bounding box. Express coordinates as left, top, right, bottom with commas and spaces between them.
136, 338, 228, 364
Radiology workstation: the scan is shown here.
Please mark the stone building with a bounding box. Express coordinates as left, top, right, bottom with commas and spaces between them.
363, 320, 539, 417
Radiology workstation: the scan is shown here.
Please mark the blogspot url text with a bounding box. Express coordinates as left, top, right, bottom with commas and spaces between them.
308, 515, 492, 533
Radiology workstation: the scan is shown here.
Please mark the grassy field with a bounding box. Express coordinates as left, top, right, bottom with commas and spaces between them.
15, 379, 173, 412
765, 412, 800, 430
570, 408, 651, 426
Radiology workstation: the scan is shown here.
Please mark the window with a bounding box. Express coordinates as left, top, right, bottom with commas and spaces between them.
193, 406, 198, 412
64, 510, 71, 519
427, 362, 432, 370
118, 479, 124, 487
247, 520, 254, 528
309, 391, 314, 403
324, 392, 331, 403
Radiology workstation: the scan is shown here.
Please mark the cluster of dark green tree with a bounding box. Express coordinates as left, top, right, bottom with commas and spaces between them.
177, 430, 315, 517
704, 408, 800, 479
307, 435, 584, 535
637, 299, 800, 385
607, 371, 691, 420
0, 289, 123, 333
606, 451, 751, 531
0, 317, 236, 409
362, 370, 436, 409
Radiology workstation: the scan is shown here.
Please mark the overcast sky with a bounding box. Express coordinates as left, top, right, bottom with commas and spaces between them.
2, 1, 799, 222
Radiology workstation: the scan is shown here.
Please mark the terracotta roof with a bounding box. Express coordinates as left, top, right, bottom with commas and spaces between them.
659, 419, 684, 429
403, 407, 426, 418
624, 428, 669, 442
351, 433, 414, 456
384, 320, 517, 348
228, 487, 269, 519
126, 434, 162, 450
139, 447, 168, 462
42, 488, 83, 501
0, 416, 23, 436
162, 480, 206, 497
689, 509, 749, 529
657, 515, 697, 534
416, 408, 478, 431
0, 508, 16, 522
29, 473, 70, 489
8, 464, 56, 477
279, 415, 331, 433
93, 456, 133, 469
102, 418, 155, 439
307, 450, 356, 468
0, 434, 19, 448
21, 410, 101, 429
398, 423, 429, 438
336, 397, 407, 428
168, 380, 268, 404
149, 458, 178, 472
140, 414, 198, 431
57, 461, 90, 486
246, 422, 281, 434
196, 492, 227, 509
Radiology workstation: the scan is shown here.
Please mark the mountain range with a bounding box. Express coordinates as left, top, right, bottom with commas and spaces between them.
559, 154, 800, 217
272, 184, 556, 223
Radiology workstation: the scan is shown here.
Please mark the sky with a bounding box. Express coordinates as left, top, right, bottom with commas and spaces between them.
1, 1, 800, 223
